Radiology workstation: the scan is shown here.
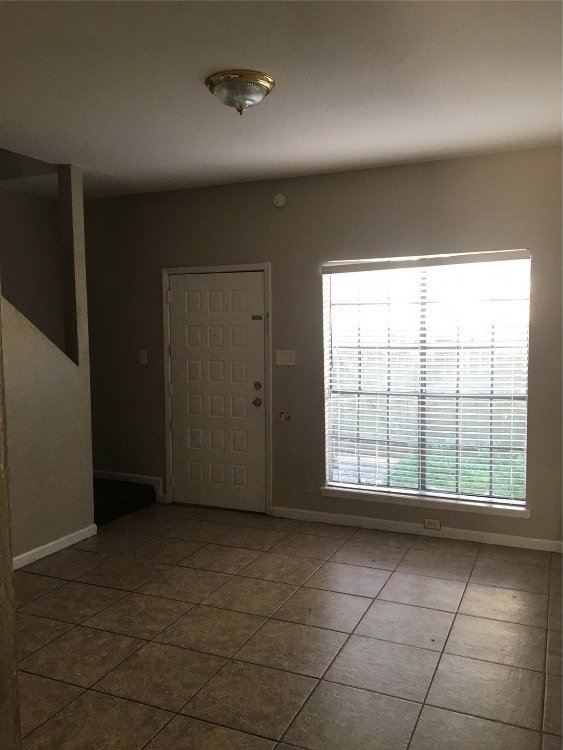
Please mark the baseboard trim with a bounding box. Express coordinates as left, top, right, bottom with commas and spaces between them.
270, 505, 563, 553
13, 524, 98, 570
93, 470, 167, 503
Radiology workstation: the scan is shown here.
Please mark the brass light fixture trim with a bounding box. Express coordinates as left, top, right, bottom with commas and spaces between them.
205, 69, 276, 115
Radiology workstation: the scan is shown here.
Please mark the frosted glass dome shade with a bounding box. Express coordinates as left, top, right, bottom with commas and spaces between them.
213, 80, 267, 113
205, 70, 275, 115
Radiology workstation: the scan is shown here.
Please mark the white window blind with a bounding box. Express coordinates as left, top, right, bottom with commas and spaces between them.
323, 254, 530, 507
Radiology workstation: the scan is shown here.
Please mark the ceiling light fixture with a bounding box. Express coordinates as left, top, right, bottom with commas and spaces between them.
205, 69, 275, 115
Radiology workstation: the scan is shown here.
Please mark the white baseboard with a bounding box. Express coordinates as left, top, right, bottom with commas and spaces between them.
13, 524, 98, 570
271, 505, 563, 553
94, 470, 167, 503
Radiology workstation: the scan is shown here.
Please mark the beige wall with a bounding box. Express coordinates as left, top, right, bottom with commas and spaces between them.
0, 187, 66, 352
4, 166, 94, 558
85, 147, 562, 542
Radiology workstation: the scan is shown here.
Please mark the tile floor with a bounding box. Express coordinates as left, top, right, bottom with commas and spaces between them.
13, 503, 563, 749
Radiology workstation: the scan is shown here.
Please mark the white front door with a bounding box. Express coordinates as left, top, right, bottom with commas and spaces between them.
168, 271, 266, 512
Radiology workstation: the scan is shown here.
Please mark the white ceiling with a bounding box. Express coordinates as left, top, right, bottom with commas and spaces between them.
2, 1, 561, 197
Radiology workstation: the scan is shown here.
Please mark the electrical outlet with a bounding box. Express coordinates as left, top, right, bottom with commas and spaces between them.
424, 518, 441, 530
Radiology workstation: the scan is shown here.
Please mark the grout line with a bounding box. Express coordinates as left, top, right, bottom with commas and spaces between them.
18, 658, 546, 744
17, 563, 553, 646
18, 677, 90, 739
540, 556, 556, 730
406, 539, 482, 749
280, 537, 415, 741
17, 590, 552, 679
137, 713, 177, 750
405, 542, 478, 747
16, 506, 556, 747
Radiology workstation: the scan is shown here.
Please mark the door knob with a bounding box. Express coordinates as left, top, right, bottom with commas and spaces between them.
252, 397, 263, 407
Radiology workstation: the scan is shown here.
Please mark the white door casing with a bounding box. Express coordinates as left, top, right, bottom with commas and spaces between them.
167, 270, 266, 512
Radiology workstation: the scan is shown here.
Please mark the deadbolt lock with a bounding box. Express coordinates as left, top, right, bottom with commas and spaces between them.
254, 381, 262, 390
252, 397, 263, 407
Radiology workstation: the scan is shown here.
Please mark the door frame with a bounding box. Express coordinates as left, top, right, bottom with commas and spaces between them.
162, 262, 273, 515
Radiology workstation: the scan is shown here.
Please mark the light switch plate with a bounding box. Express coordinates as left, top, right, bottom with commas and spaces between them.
139, 349, 148, 365
276, 349, 296, 366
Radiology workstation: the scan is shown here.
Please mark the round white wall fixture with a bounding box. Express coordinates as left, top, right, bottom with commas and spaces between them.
273, 193, 286, 208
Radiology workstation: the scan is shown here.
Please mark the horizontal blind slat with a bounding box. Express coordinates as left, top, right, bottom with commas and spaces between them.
323, 258, 530, 506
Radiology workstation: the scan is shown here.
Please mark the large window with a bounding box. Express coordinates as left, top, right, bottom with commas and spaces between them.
323, 253, 530, 507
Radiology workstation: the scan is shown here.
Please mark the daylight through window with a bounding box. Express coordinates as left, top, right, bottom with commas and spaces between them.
323, 253, 530, 506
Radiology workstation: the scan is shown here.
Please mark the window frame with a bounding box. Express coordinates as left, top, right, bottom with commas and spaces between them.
322, 250, 531, 512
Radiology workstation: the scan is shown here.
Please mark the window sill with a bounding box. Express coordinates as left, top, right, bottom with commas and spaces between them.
320, 485, 531, 518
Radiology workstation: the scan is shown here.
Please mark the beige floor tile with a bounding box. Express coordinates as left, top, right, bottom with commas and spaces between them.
478, 544, 552, 568
355, 599, 454, 651
14, 572, 66, 608
84, 592, 191, 639
127, 537, 204, 564
409, 706, 542, 750
296, 521, 357, 540
235, 619, 347, 677
330, 541, 406, 570
95, 642, 225, 711
16, 613, 73, 661
199, 508, 253, 525
216, 526, 291, 551
549, 596, 562, 631
180, 543, 261, 573
351, 528, 416, 549
411, 537, 480, 556
23, 549, 114, 581
145, 715, 276, 749
136, 504, 183, 517
460, 584, 549, 627
20, 582, 126, 624
78, 556, 169, 591
156, 605, 265, 657
139, 566, 230, 602
240, 552, 323, 585
304, 562, 390, 597
325, 634, 438, 702
270, 533, 344, 561
102, 515, 163, 535
396, 548, 475, 582
379, 572, 465, 612
273, 587, 372, 632
283, 680, 420, 750
21, 689, 170, 750
183, 660, 316, 741
470, 558, 550, 594
547, 629, 562, 675
159, 520, 232, 543
427, 653, 544, 730
153, 504, 206, 520
234, 515, 301, 532
544, 674, 562, 735
202, 576, 297, 616
73, 531, 154, 555
445, 613, 546, 671
18, 672, 82, 737
542, 734, 562, 749
19, 625, 143, 687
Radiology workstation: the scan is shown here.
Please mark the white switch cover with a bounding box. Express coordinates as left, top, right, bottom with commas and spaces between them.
276, 349, 296, 366
139, 349, 148, 365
